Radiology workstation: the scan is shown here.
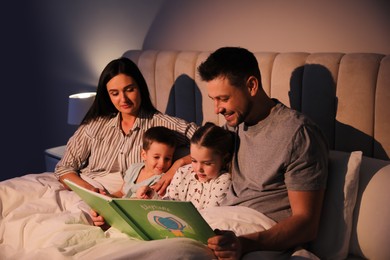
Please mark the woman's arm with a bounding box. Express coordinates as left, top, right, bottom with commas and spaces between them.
55, 124, 92, 181
59, 172, 98, 192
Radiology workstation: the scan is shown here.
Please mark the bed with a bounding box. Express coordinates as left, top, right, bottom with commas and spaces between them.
1, 50, 390, 259
0, 173, 282, 260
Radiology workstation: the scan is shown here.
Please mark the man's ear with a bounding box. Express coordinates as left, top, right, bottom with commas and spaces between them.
247, 76, 259, 96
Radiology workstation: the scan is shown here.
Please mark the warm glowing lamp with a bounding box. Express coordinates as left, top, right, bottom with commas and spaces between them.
67, 92, 96, 125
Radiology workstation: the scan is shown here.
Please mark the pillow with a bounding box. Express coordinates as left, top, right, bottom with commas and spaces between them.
200, 206, 276, 236
201, 206, 320, 260
353, 164, 390, 260
309, 150, 362, 259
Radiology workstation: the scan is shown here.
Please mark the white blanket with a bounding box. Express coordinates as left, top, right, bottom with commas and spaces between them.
0, 173, 317, 260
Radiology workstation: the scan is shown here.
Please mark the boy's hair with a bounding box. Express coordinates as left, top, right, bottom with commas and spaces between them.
142, 127, 177, 151
197, 46, 262, 88
190, 122, 234, 171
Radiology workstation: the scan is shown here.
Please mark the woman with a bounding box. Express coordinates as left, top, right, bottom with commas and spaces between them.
55, 57, 197, 195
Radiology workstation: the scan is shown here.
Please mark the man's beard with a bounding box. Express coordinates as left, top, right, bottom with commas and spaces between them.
227, 101, 252, 127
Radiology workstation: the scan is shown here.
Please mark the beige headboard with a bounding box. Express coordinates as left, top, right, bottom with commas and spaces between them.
123, 50, 390, 160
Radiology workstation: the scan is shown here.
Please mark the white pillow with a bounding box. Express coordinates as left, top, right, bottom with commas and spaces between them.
200, 206, 276, 236
354, 164, 390, 259
309, 150, 362, 259
201, 206, 320, 260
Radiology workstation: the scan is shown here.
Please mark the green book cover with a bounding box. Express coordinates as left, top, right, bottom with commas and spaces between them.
64, 179, 215, 244
113, 199, 215, 244
64, 179, 146, 240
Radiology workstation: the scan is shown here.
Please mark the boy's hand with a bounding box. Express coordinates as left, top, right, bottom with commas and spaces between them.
136, 186, 155, 199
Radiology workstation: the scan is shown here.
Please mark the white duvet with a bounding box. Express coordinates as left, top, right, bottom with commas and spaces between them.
0, 173, 317, 260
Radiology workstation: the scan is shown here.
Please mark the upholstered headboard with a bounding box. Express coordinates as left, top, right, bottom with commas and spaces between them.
123, 50, 390, 160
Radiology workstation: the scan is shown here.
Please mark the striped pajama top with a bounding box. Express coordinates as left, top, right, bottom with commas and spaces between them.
54, 110, 198, 179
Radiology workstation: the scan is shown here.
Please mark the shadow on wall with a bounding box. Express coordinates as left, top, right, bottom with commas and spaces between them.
289, 64, 389, 160
165, 74, 203, 126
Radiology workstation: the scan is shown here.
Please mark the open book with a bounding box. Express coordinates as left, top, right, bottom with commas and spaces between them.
64, 179, 215, 244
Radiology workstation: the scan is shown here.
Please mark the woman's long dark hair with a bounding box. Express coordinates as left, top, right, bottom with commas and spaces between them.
81, 57, 157, 124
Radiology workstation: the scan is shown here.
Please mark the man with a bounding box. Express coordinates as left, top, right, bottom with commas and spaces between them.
197, 47, 329, 259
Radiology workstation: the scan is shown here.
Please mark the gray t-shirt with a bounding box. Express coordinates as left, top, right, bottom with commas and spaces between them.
222, 102, 328, 222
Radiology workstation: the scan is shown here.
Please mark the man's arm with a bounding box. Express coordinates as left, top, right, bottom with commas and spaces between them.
208, 189, 325, 259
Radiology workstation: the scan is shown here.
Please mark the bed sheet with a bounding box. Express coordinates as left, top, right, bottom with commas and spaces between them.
0, 173, 317, 260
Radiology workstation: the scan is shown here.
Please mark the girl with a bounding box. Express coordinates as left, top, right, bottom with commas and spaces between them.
139, 122, 234, 210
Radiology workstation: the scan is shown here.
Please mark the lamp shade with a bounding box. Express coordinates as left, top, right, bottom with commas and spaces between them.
67, 92, 96, 125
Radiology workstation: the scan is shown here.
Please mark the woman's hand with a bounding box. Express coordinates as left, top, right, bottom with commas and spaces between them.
90, 209, 110, 231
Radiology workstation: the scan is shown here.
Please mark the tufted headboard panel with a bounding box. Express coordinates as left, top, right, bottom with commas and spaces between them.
123, 50, 390, 160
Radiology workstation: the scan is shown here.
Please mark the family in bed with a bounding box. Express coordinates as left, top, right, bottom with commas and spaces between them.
55, 47, 328, 260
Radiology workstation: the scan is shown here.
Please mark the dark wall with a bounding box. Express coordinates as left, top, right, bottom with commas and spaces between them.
0, 1, 161, 181
1, 2, 48, 180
